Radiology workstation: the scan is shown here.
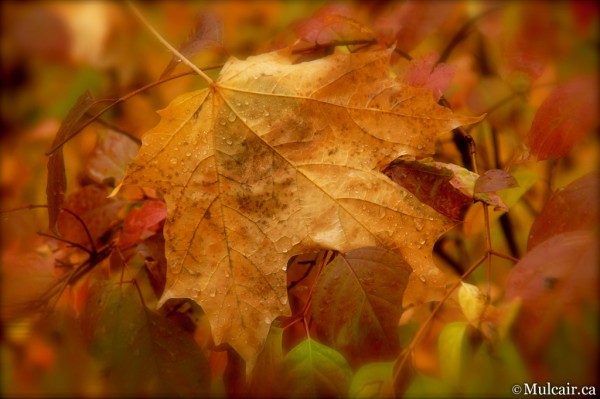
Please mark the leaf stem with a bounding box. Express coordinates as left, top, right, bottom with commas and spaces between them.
482, 202, 493, 301
126, 1, 214, 85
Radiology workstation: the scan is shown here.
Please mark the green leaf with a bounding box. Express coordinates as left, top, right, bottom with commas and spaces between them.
80, 282, 210, 397
463, 339, 529, 395
310, 247, 411, 367
348, 362, 394, 398
404, 373, 454, 397
279, 338, 353, 397
438, 321, 470, 387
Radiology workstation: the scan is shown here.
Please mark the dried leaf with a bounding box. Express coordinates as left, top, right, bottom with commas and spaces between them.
161, 10, 224, 78
123, 47, 481, 369
81, 282, 210, 396
277, 338, 353, 397
311, 247, 411, 367
505, 230, 598, 357
528, 173, 599, 250
47, 91, 95, 232
525, 75, 598, 160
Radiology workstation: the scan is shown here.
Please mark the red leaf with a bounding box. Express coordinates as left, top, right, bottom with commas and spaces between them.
505, 231, 598, 358
528, 173, 599, 250
375, 1, 457, 51
310, 247, 411, 367
119, 200, 167, 249
402, 53, 456, 100
161, 10, 224, 78
474, 169, 518, 193
292, 3, 374, 45
525, 75, 598, 160
46, 91, 96, 232
384, 156, 475, 220
504, 2, 555, 79
56, 185, 124, 248
569, 0, 599, 34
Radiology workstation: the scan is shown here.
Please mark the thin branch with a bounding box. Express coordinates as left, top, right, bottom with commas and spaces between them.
60, 207, 97, 254
482, 203, 493, 301
46, 67, 222, 155
2, 204, 96, 254
90, 114, 142, 146
489, 249, 520, 264
393, 254, 487, 393
436, 5, 504, 67
465, 82, 556, 133
37, 232, 93, 256
126, 1, 214, 84
438, 96, 480, 173
393, 48, 413, 61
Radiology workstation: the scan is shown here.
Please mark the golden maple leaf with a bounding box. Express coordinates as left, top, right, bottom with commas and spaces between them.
123, 47, 481, 371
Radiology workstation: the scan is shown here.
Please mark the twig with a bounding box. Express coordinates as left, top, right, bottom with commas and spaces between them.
126, 1, 214, 84
90, 115, 142, 146
436, 5, 504, 67
46, 67, 222, 155
392, 254, 487, 394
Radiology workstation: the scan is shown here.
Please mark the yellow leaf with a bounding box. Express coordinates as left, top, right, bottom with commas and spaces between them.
458, 282, 486, 324
123, 47, 481, 371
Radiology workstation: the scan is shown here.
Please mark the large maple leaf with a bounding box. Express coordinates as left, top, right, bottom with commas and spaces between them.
122, 47, 480, 370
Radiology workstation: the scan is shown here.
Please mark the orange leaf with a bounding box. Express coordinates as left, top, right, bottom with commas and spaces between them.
123, 47, 481, 370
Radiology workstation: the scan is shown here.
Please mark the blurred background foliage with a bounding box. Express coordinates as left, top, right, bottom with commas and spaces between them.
1, 0, 598, 397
